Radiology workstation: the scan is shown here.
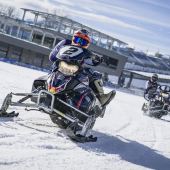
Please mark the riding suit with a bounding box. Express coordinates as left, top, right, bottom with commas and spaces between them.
49, 39, 115, 107
144, 79, 159, 100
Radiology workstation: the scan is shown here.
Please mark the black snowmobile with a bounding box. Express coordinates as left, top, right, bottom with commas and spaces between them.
142, 85, 170, 119
0, 56, 111, 143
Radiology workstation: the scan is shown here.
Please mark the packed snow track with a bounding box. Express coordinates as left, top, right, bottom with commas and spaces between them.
0, 62, 170, 170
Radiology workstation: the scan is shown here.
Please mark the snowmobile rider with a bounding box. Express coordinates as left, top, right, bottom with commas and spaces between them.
49, 29, 116, 107
144, 73, 159, 100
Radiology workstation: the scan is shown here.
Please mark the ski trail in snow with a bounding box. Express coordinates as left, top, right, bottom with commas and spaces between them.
115, 122, 131, 133
0, 62, 170, 170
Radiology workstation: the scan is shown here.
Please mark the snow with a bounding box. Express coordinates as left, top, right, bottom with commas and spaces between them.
0, 61, 170, 170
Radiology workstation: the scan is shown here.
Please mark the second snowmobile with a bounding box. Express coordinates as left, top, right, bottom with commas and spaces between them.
142, 85, 170, 119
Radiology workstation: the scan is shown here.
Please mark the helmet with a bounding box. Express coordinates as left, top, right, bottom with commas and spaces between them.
72, 29, 91, 48
151, 73, 158, 82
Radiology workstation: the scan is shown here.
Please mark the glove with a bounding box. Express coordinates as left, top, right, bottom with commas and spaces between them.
92, 55, 103, 65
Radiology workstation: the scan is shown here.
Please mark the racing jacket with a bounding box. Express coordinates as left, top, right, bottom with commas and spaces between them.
49, 39, 102, 67
144, 79, 159, 99
49, 39, 103, 83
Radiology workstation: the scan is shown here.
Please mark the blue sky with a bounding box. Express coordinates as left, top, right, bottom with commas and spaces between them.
1, 0, 170, 55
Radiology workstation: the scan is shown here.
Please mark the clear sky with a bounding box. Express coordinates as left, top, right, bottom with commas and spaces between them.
1, 0, 170, 55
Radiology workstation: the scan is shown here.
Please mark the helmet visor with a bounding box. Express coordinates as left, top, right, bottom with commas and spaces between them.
73, 36, 89, 46
152, 76, 158, 82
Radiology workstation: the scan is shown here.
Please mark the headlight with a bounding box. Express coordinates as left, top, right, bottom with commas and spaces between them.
161, 93, 169, 98
58, 61, 79, 75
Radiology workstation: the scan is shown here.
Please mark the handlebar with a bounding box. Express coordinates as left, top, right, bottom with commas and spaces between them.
158, 85, 170, 93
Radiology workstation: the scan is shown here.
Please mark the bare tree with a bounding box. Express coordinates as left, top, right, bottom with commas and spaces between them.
0, 3, 7, 14
52, 8, 69, 18
6, 6, 16, 17
0, 3, 20, 18
155, 51, 163, 58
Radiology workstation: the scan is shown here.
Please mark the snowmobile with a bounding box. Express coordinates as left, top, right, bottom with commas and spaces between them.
142, 85, 170, 119
0, 58, 108, 143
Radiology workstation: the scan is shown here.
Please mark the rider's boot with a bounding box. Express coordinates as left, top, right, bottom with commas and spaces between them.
98, 91, 116, 107
92, 79, 116, 107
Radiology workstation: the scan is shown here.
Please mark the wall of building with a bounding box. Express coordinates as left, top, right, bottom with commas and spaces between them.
0, 13, 127, 76
0, 34, 51, 69
0, 32, 126, 76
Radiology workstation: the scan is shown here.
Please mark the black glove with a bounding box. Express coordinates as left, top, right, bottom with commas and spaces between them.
92, 55, 103, 65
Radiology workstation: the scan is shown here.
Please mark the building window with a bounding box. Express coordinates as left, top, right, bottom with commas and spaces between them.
18, 28, 31, 40
32, 33, 43, 44
0, 41, 8, 51
43, 36, 54, 48
5, 25, 11, 34
9, 46, 22, 61
55, 38, 62, 46
0, 24, 4, 29
91, 33, 99, 45
0, 41, 8, 58
11, 26, 18, 36
60, 24, 71, 34
99, 37, 107, 49
0, 51, 7, 58
0, 23, 4, 30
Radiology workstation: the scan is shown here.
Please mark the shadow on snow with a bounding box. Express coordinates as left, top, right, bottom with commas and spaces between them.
79, 131, 170, 170
0, 117, 170, 169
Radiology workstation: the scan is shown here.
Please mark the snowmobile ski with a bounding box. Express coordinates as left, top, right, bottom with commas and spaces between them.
69, 133, 97, 143
66, 122, 97, 143
0, 110, 19, 117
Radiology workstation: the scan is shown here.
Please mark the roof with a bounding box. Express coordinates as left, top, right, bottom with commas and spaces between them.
20, 8, 127, 45
127, 70, 170, 80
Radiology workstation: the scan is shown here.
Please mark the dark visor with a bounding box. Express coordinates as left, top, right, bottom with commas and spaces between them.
73, 36, 89, 46
152, 77, 158, 81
